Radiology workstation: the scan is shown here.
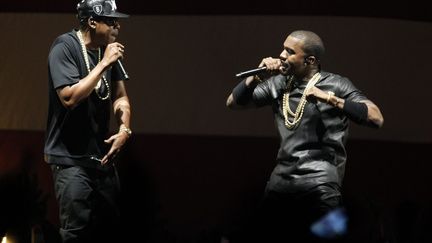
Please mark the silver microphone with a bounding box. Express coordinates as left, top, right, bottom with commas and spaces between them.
117, 60, 130, 80
235, 66, 267, 78
235, 62, 290, 78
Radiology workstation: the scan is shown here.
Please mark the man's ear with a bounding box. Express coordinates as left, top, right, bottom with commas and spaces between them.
305, 56, 317, 65
88, 18, 97, 29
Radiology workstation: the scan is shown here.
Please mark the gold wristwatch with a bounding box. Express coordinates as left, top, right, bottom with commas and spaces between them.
120, 126, 132, 137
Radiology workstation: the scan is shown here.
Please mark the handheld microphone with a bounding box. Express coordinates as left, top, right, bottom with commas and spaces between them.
235, 66, 267, 78
117, 60, 130, 80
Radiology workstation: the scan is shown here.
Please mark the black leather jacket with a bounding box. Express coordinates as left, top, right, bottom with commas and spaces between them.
252, 71, 367, 193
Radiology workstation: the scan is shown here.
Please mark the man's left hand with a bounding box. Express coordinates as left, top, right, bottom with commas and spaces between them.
101, 132, 129, 165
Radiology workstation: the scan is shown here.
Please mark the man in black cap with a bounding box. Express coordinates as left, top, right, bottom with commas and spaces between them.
44, 1, 131, 242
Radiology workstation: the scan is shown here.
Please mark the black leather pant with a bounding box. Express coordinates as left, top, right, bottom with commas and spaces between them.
227, 183, 343, 243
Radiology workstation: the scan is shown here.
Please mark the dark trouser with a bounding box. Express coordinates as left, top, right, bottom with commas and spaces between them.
227, 183, 343, 243
50, 164, 121, 243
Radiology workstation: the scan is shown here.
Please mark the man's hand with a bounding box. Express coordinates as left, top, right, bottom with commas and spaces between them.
257, 57, 284, 79
307, 86, 345, 109
306, 86, 329, 103
101, 131, 129, 165
101, 42, 125, 67
259, 57, 282, 71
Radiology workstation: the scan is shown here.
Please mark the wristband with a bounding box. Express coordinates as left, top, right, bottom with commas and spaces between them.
343, 100, 368, 124
232, 80, 255, 105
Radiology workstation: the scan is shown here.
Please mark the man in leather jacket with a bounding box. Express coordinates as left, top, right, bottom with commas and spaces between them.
225, 30, 384, 242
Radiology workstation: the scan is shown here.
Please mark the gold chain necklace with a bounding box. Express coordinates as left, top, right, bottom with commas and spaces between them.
76, 30, 111, 100
282, 72, 321, 129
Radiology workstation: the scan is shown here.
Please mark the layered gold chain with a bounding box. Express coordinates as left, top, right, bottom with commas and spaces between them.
282, 72, 321, 129
76, 30, 111, 100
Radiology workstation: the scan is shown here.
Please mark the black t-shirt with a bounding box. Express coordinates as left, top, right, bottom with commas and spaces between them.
252, 72, 367, 193
44, 30, 126, 168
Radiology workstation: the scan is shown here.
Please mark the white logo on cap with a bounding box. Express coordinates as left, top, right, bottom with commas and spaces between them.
93, 4, 103, 15
107, 0, 117, 11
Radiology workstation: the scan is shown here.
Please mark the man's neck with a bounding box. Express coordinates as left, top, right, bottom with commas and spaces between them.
300, 68, 320, 82
79, 29, 100, 50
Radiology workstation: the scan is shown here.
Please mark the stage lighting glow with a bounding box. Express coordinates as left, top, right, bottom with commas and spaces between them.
310, 207, 348, 239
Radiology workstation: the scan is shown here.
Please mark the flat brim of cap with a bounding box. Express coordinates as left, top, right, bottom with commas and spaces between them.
104, 12, 129, 18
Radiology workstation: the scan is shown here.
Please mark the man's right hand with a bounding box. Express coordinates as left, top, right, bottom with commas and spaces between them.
259, 57, 282, 71
257, 57, 285, 79
102, 42, 125, 67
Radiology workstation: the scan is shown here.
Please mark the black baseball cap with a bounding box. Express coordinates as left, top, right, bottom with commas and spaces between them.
77, 0, 129, 20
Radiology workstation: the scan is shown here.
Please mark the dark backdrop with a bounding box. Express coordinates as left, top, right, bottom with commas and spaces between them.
2, 0, 431, 22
